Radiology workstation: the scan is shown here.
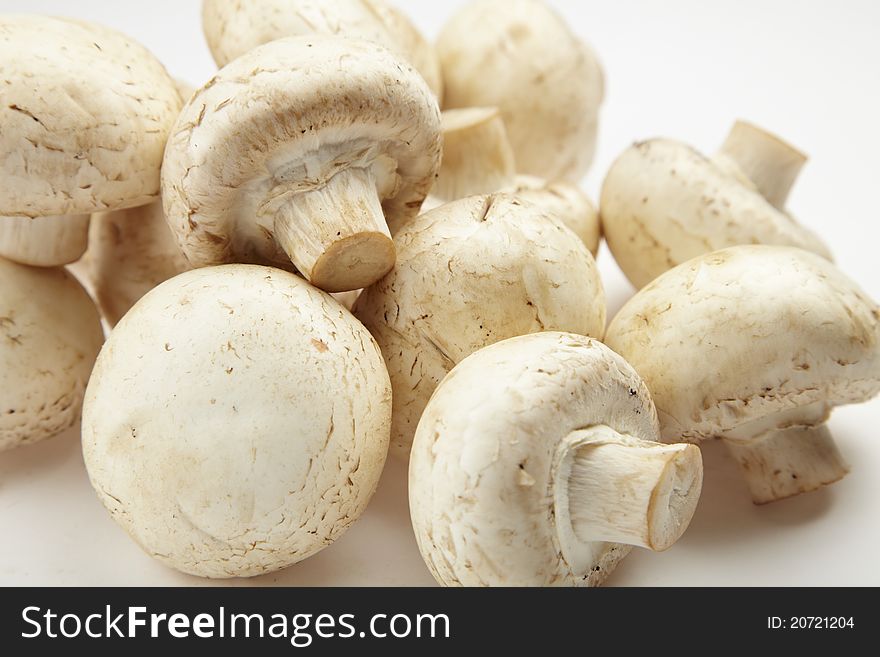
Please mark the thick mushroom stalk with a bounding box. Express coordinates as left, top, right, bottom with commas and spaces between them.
716, 120, 807, 210
721, 404, 849, 504
268, 166, 395, 292
0, 214, 90, 266
565, 426, 702, 551
433, 107, 515, 200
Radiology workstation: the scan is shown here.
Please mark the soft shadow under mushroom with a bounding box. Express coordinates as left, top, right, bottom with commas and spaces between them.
0, 424, 83, 489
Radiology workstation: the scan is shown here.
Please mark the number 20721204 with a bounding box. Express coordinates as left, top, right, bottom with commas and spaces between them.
768, 617, 855, 630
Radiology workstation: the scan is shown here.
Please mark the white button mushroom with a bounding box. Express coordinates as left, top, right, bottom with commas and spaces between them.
605, 245, 880, 504
429, 107, 600, 256
354, 193, 605, 458
0, 258, 104, 451
0, 15, 183, 267
436, 0, 604, 181
77, 201, 191, 327
82, 265, 391, 577
600, 121, 832, 288
162, 35, 441, 293
73, 82, 196, 326
410, 332, 703, 587
202, 0, 443, 99
504, 175, 600, 257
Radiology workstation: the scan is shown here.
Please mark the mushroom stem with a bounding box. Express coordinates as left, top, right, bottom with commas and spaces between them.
433, 107, 516, 201
271, 167, 395, 292
0, 214, 90, 266
566, 426, 702, 551
716, 120, 807, 209
722, 424, 849, 504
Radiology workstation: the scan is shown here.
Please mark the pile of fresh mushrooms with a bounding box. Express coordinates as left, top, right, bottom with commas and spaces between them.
1, 0, 877, 587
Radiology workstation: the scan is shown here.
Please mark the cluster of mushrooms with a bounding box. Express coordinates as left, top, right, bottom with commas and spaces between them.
1, 1, 878, 586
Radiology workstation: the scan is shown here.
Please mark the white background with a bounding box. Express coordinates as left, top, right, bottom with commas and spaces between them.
1, 0, 878, 586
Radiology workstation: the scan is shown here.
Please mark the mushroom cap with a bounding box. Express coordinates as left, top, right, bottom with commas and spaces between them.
202, 0, 443, 98
77, 79, 194, 326
161, 35, 441, 268
0, 258, 103, 451
82, 265, 391, 578
410, 331, 659, 586
605, 245, 880, 442
600, 139, 832, 289
0, 15, 182, 218
85, 201, 191, 326
506, 175, 600, 256
436, 0, 604, 181
354, 193, 605, 457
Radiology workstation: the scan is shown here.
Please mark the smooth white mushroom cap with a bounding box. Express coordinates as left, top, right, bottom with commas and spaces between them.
506, 175, 600, 256
0, 258, 103, 451
410, 332, 682, 587
162, 35, 441, 291
82, 265, 391, 578
0, 15, 182, 219
601, 136, 831, 289
202, 0, 443, 98
437, 0, 604, 181
354, 193, 605, 458
606, 246, 880, 442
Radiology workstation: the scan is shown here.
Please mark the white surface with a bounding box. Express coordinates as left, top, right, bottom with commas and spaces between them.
1, 0, 878, 586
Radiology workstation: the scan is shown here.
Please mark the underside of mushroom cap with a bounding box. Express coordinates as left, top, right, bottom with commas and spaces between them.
202, 0, 443, 98
0, 258, 104, 451
0, 15, 182, 218
605, 245, 880, 442
354, 193, 605, 457
409, 332, 660, 586
82, 264, 391, 578
162, 35, 441, 272
600, 139, 831, 289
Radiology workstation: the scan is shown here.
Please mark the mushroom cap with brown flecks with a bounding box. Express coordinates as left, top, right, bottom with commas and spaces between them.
202, 0, 443, 99
437, 0, 604, 182
82, 264, 392, 578
0, 15, 182, 218
605, 245, 880, 442
354, 193, 605, 458
410, 331, 659, 586
0, 257, 104, 451
600, 139, 831, 289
